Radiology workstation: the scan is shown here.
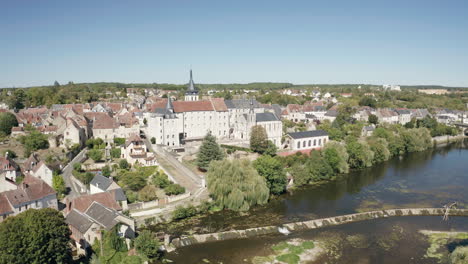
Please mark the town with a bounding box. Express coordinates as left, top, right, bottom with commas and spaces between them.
0, 70, 467, 263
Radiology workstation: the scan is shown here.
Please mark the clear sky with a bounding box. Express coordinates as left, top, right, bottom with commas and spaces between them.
1, 0, 467, 87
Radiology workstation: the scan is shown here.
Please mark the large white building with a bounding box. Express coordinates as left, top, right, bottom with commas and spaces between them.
145, 71, 283, 148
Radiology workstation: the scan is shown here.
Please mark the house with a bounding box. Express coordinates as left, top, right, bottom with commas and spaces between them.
361, 125, 376, 137
66, 201, 135, 254
323, 110, 338, 123
23, 153, 54, 187
65, 191, 123, 215
0, 175, 57, 222
0, 153, 21, 188
376, 109, 399, 124
409, 109, 431, 120
395, 109, 412, 125
284, 130, 329, 151
63, 118, 86, 148
340, 93, 352, 98
89, 174, 127, 210
120, 134, 156, 166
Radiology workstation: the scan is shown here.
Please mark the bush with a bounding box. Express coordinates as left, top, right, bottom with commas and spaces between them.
164, 184, 185, 196
119, 159, 129, 169
138, 185, 158, 202
172, 205, 198, 220
73, 162, 82, 172
153, 173, 171, 189
102, 165, 111, 177
150, 137, 156, 144
110, 148, 121, 159
88, 149, 103, 162
86, 138, 105, 149
134, 230, 161, 260
113, 138, 125, 146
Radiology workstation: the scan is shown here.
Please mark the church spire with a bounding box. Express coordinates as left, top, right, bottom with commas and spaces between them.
187, 69, 196, 92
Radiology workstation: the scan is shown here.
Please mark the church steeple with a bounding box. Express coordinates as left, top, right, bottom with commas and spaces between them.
185, 69, 199, 101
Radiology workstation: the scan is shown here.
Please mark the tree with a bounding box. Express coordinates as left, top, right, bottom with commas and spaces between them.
401, 127, 432, 153
253, 155, 287, 195
134, 230, 161, 260
143, 118, 147, 125
346, 139, 374, 169
110, 148, 121, 159
7, 89, 25, 110
323, 141, 349, 174
368, 114, 378, 125
367, 137, 390, 164
264, 141, 278, 156
206, 159, 269, 211
86, 138, 105, 149
150, 137, 156, 144
88, 149, 103, 162
52, 174, 66, 197
1, 149, 17, 159
359, 97, 377, 108
250, 125, 269, 153
113, 138, 125, 146
0, 208, 72, 264
138, 185, 158, 202
153, 173, 171, 188
306, 151, 334, 181
102, 165, 111, 177
289, 163, 310, 187
196, 133, 224, 171
18, 129, 49, 157
0, 112, 18, 135
119, 159, 129, 169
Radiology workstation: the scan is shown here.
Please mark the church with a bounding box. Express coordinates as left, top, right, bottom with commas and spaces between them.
145, 71, 282, 148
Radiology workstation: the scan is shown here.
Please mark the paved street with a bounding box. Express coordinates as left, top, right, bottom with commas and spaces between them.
62, 148, 88, 199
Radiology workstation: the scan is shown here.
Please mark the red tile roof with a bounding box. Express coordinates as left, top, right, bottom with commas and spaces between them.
0, 194, 13, 215
210, 98, 228, 111
173, 101, 214, 112
2, 175, 55, 207
67, 192, 121, 214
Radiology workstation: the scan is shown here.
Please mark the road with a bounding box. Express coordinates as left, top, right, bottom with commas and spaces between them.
62, 148, 88, 199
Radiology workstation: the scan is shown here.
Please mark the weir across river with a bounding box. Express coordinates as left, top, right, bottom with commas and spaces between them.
171, 208, 468, 248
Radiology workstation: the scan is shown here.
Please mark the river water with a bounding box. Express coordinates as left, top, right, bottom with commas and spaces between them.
166, 140, 468, 263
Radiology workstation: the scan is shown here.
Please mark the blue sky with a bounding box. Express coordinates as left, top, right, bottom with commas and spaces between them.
1, 0, 467, 87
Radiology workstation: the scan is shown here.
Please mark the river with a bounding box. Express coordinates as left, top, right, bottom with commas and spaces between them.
165, 139, 468, 263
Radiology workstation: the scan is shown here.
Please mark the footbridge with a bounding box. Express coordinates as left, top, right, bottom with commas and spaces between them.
171, 208, 468, 248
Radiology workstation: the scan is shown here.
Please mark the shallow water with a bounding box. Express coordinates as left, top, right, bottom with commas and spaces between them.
166, 140, 468, 263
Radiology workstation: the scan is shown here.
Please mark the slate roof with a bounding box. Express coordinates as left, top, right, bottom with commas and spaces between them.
66, 209, 94, 234
325, 110, 338, 117
395, 109, 411, 115
109, 188, 127, 201
90, 174, 113, 191
225, 99, 260, 109
256, 112, 280, 122
84, 202, 120, 231
288, 130, 328, 139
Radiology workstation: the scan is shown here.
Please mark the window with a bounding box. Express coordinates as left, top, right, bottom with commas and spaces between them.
303, 141, 306, 147
297, 142, 301, 149
308, 140, 311, 147
313, 139, 316, 146
319, 139, 322, 146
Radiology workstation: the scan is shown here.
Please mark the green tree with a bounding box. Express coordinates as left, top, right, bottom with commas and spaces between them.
119, 159, 129, 169
346, 139, 374, 169
86, 138, 105, 149
1, 149, 17, 159
0, 208, 72, 264
367, 137, 390, 164
150, 137, 156, 144
113, 137, 125, 146
52, 174, 66, 197
323, 141, 349, 174
368, 114, 378, 125
102, 165, 111, 177
264, 140, 278, 156
401, 127, 432, 152
134, 230, 161, 260
359, 97, 377, 108
250, 125, 269, 154
289, 163, 310, 187
18, 129, 49, 157
0, 112, 18, 135
7, 89, 25, 109
206, 159, 269, 211
110, 148, 121, 159
88, 149, 103, 162
196, 133, 225, 171
253, 155, 287, 195
306, 151, 334, 181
